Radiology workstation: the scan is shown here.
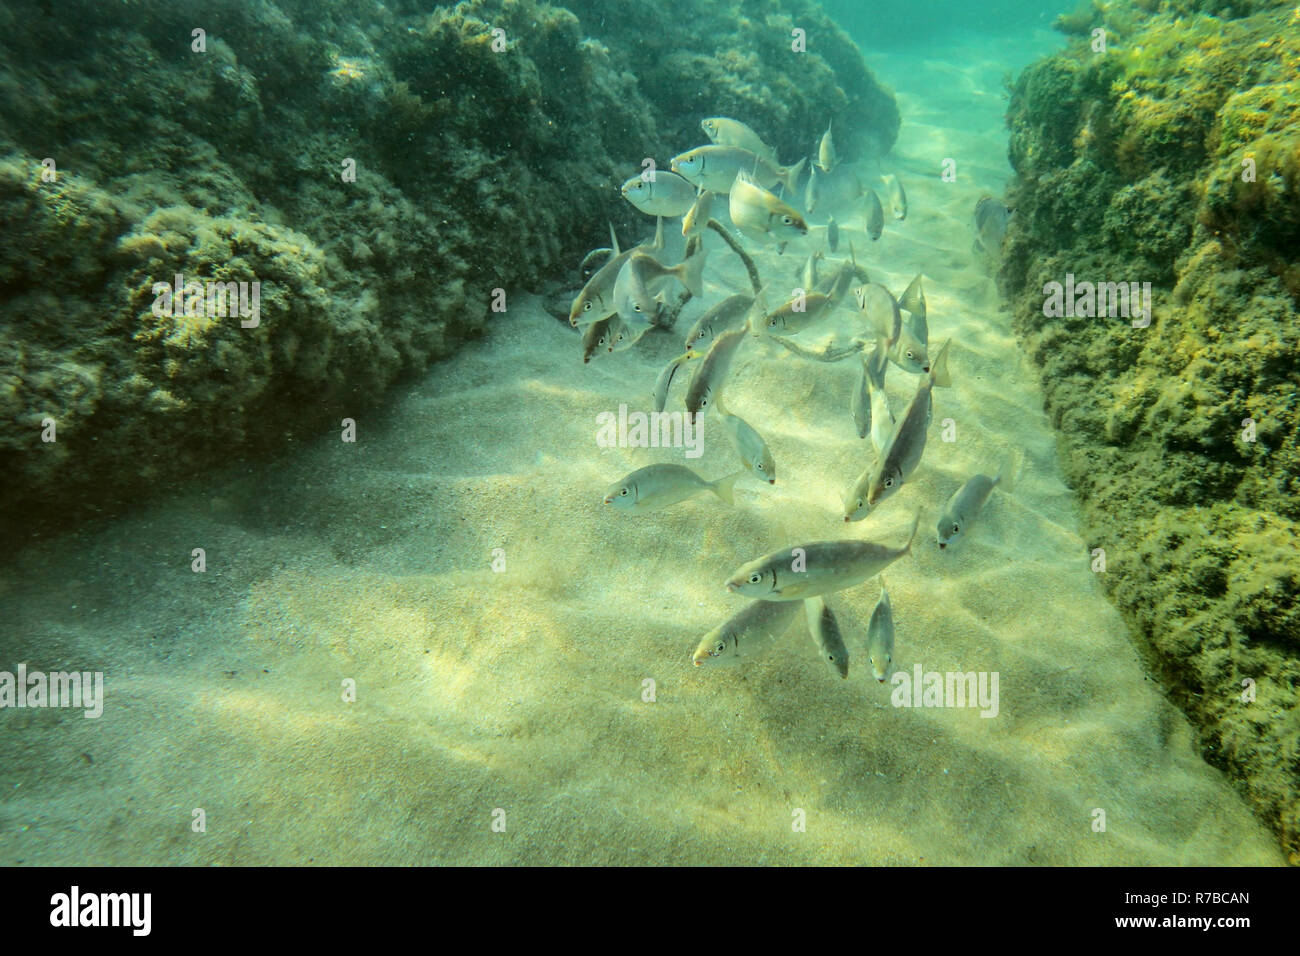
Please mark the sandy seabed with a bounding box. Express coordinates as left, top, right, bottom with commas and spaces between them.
0, 31, 1283, 865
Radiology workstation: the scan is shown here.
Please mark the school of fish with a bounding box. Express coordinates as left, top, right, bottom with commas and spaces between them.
570, 114, 1017, 683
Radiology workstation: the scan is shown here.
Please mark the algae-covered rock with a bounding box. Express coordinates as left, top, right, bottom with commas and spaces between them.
1003, 0, 1300, 860
0, 0, 898, 536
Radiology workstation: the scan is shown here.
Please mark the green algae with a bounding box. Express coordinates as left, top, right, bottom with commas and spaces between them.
1005, 0, 1300, 861
0, 0, 899, 538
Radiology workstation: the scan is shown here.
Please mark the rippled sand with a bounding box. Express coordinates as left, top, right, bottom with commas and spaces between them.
0, 31, 1282, 865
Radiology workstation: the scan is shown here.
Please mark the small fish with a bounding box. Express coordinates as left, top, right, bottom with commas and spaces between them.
684, 294, 753, 351
685, 321, 750, 420
863, 338, 953, 509
888, 315, 929, 375
699, 117, 778, 163
800, 248, 824, 291
865, 189, 884, 241
865, 578, 895, 682
569, 222, 663, 326
804, 596, 849, 678
729, 169, 808, 245
865, 340, 894, 457
621, 171, 697, 217
651, 350, 699, 413
882, 174, 907, 221
855, 282, 902, 345
899, 273, 926, 323
764, 290, 836, 335
714, 393, 775, 484
671, 145, 804, 196
682, 189, 714, 238
581, 315, 617, 363
603, 464, 743, 512
613, 247, 708, 327
692, 599, 801, 667
724, 512, 919, 601
936, 456, 1016, 550
974, 196, 1010, 256
805, 162, 823, 214
818, 242, 868, 305
851, 354, 871, 440
826, 215, 839, 253
816, 122, 836, 173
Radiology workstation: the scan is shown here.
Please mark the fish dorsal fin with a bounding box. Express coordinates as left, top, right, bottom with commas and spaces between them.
609, 222, 620, 257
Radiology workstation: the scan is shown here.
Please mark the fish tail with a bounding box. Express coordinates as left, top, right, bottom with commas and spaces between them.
904, 510, 921, 555
866, 338, 889, 390
782, 156, 806, 197
930, 337, 953, 388
711, 470, 746, 506
678, 246, 709, 298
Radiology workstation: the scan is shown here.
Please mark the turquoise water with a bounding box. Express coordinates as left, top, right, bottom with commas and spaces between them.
0, 0, 1289, 866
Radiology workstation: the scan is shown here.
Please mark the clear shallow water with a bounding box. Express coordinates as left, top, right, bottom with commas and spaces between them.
0, 2, 1286, 866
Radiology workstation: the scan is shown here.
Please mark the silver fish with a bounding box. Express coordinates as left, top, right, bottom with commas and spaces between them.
714, 393, 775, 484
804, 596, 849, 679
581, 315, 617, 363
883, 174, 907, 221
855, 282, 902, 345
865, 189, 884, 241
729, 169, 808, 245
621, 171, 697, 217
613, 247, 708, 327
603, 464, 743, 512
692, 598, 801, 667
569, 221, 663, 326
865, 340, 894, 457
651, 350, 699, 413
805, 162, 823, 214
937, 457, 1014, 550
800, 248, 824, 291
866, 578, 895, 682
699, 117, 778, 163
684, 294, 753, 351
888, 315, 929, 375
863, 338, 952, 509
817, 243, 868, 305
851, 354, 871, 440
899, 273, 926, 323
682, 188, 714, 238
724, 512, 919, 601
816, 122, 836, 172
974, 196, 1010, 255
685, 321, 750, 420
671, 145, 804, 196
826, 215, 839, 253
764, 290, 836, 335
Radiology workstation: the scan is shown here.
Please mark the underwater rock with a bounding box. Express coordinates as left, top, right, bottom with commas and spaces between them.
1002, 0, 1300, 861
0, 0, 898, 537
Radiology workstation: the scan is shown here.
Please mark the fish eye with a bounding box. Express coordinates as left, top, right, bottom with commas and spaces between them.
906, 349, 914, 359
714, 642, 725, 654
952, 523, 960, 534
748, 573, 761, 585
700, 396, 708, 407
620, 488, 629, 496
884, 478, 894, 488
633, 304, 642, 312
756, 463, 765, 472
855, 498, 863, 510
782, 216, 793, 225
583, 301, 591, 311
